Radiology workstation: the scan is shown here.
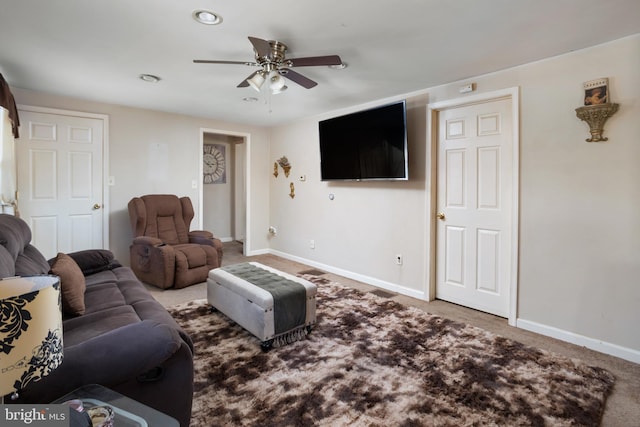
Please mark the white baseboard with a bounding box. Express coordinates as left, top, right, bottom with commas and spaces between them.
268, 249, 426, 300
517, 318, 640, 364
252, 248, 640, 365
245, 248, 270, 256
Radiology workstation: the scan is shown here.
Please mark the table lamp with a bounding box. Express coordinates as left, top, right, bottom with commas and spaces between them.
0, 275, 64, 402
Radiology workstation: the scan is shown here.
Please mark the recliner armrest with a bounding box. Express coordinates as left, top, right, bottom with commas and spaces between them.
188, 230, 214, 246
130, 238, 176, 288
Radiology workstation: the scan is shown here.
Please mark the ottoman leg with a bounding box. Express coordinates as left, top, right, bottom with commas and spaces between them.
260, 339, 274, 352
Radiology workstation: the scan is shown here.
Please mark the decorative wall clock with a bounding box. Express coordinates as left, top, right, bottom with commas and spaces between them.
203, 144, 226, 184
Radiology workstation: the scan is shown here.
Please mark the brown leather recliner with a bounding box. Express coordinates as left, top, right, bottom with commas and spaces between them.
128, 194, 223, 289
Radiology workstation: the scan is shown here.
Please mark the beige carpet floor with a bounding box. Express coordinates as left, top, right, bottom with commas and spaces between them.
145, 241, 640, 427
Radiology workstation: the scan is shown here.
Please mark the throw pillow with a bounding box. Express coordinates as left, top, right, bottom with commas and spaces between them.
50, 252, 86, 316
66, 249, 117, 276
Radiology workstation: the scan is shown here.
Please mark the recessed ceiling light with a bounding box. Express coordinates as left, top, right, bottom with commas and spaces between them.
139, 74, 160, 83
139, 74, 161, 83
329, 63, 347, 70
192, 10, 223, 25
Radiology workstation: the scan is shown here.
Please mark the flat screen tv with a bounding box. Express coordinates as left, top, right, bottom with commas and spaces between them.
318, 100, 408, 181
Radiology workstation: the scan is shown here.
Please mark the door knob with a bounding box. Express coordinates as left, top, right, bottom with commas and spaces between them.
436, 212, 445, 220
93, 203, 102, 210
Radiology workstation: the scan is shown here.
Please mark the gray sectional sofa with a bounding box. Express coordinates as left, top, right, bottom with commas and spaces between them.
0, 214, 194, 427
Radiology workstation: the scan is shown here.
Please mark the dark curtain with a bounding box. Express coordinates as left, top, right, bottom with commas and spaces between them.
0, 73, 20, 138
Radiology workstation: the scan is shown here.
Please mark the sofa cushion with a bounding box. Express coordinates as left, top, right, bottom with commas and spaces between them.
0, 214, 50, 277
0, 245, 14, 277
16, 245, 50, 276
174, 244, 207, 269
84, 282, 127, 314
50, 252, 86, 316
62, 305, 141, 347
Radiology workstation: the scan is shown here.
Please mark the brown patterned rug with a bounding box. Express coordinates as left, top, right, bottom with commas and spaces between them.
169, 276, 615, 427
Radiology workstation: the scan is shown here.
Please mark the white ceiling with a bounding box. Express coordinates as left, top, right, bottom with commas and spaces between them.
1, 0, 639, 127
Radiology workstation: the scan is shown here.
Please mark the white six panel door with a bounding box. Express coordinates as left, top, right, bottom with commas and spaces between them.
17, 109, 104, 259
436, 98, 512, 317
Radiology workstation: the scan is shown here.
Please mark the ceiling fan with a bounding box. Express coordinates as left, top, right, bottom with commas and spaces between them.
193, 36, 343, 94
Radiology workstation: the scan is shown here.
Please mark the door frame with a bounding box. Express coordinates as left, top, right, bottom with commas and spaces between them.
426, 87, 520, 326
198, 127, 250, 256
16, 104, 110, 250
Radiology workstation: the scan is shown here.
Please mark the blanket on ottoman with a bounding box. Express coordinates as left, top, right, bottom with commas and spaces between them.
221, 263, 307, 336
207, 262, 317, 350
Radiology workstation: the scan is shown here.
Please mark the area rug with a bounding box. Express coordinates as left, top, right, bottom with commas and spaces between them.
169, 276, 615, 427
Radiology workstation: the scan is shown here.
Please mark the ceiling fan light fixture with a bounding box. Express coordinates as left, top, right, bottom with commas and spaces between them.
247, 71, 266, 91
271, 85, 288, 95
269, 71, 285, 91
192, 10, 223, 25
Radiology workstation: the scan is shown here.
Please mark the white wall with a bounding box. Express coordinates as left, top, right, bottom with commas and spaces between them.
268, 35, 640, 360
12, 87, 272, 263
234, 141, 246, 242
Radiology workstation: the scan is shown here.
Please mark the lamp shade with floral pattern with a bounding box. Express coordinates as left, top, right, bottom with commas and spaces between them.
0, 275, 63, 397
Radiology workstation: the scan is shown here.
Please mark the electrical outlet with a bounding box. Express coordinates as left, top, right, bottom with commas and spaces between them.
310, 240, 315, 249
395, 254, 403, 265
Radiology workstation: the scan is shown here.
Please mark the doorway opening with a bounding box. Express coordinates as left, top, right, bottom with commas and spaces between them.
199, 129, 249, 256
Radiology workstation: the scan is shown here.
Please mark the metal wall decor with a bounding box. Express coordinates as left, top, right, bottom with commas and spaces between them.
272, 156, 295, 199
203, 144, 226, 184
277, 156, 291, 177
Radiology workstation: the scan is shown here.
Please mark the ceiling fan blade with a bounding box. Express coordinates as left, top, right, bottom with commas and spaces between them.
248, 36, 271, 58
279, 69, 317, 89
193, 60, 258, 66
286, 55, 342, 67
237, 71, 260, 88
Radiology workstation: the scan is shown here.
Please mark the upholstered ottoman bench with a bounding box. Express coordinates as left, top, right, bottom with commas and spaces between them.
207, 262, 317, 351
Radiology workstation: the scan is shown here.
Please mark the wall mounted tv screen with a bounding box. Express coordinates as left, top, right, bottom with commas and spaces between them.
318, 100, 408, 181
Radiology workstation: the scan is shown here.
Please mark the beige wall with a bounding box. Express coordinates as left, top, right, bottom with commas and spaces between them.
268, 35, 640, 360
12, 87, 271, 263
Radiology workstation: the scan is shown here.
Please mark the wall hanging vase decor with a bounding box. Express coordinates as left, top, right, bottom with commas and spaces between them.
575, 78, 619, 142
